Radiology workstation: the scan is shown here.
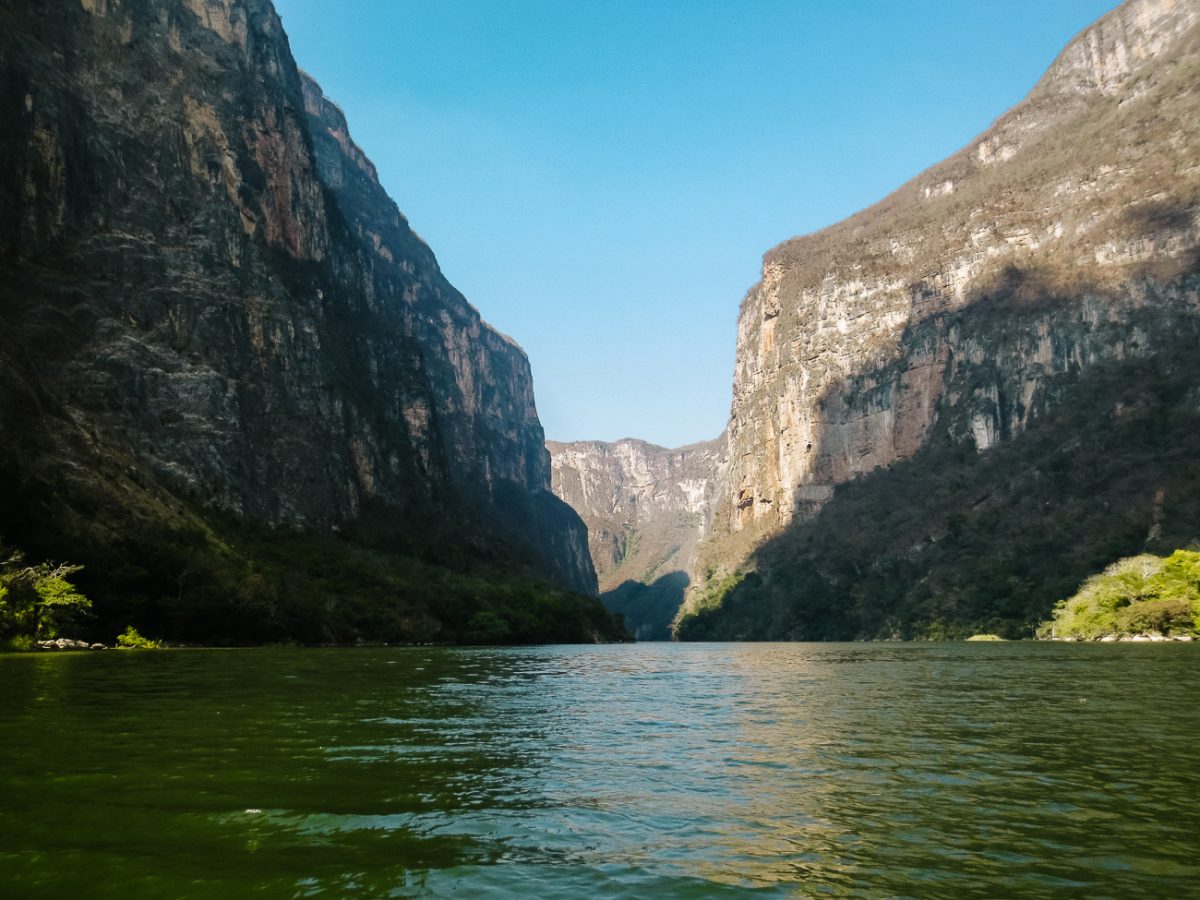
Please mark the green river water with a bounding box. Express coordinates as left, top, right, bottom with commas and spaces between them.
1, 642, 1197, 897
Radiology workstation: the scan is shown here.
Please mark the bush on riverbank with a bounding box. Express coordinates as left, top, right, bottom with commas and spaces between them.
116, 626, 163, 649
1037, 549, 1200, 640
0, 543, 91, 650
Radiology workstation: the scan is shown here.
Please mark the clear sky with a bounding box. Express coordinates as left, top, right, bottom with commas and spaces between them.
272, 0, 1119, 447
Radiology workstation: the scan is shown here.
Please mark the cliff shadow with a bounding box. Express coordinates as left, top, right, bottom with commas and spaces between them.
680, 264, 1200, 641
602, 571, 690, 641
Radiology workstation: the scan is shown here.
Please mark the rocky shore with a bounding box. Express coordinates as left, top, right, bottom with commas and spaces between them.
34, 639, 108, 651
1052, 633, 1196, 643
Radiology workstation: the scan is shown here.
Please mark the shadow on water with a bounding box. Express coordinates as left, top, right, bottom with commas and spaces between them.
602, 570, 690, 641
0, 648, 557, 896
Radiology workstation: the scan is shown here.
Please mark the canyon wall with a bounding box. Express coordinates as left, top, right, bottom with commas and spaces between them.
679, 0, 1200, 638
548, 438, 726, 638
0, 0, 603, 642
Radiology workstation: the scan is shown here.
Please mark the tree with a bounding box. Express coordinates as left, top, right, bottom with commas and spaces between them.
1038, 549, 1200, 639
0, 544, 92, 649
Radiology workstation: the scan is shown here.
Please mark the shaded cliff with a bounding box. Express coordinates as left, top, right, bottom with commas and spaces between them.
296, 72, 596, 597
680, 0, 1200, 639
548, 438, 726, 638
0, 0, 610, 643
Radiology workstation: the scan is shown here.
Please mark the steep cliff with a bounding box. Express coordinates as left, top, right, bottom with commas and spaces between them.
680, 0, 1200, 639
0, 0, 609, 643
548, 438, 726, 638
296, 72, 597, 597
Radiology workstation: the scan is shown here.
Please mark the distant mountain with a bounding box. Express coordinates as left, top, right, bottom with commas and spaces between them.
679, 0, 1200, 639
548, 438, 726, 639
0, 0, 619, 644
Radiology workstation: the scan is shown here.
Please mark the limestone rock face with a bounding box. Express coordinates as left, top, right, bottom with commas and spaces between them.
686, 0, 1200, 624
0, 0, 596, 604
548, 438, 727, 637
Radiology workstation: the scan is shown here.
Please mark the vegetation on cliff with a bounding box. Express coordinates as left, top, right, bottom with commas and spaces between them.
1037, 549, 1200, 640
677, 337, 1200, 641
1, 507, 627, 648
1, 509, 626, 648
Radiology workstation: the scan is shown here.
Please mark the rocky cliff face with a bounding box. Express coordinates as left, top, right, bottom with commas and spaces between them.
0, 0, 600, 641
295, 71, 596, 596
548, 438, 726, 638
681, 0, 1200, 637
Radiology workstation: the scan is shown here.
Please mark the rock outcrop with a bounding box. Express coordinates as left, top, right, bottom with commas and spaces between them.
548, 438, 726, 638
679, 0, 1200, 638
0, 0, 604, 643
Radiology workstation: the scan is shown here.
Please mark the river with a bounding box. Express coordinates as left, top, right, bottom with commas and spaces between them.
1, 642, 1196, 897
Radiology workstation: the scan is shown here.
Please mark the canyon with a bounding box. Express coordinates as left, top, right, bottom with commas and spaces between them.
547, 437, 726, 639
4, 0, 1198, 646
552, 0, 1200, 639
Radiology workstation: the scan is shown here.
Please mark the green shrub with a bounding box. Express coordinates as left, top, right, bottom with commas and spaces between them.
116, 626, 164, 649
1039, 549, 1200, 639
0, 543, 91, 649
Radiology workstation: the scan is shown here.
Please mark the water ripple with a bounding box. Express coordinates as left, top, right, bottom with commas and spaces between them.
0, 642, 1197, 896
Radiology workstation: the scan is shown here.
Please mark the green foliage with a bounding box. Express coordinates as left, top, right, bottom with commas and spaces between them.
0, 458, 629, 647
199, 520, 630, 647
924, 620, 953, 642
0, 543, 91, 649
692, 570, 747, 615
465, 610, 512, 645
116, 626, 164, 649
1038, 549, 1200, 639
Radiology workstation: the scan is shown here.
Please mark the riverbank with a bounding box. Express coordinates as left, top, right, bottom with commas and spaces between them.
33, 638, 108, 651
1048, 632, 1195, 642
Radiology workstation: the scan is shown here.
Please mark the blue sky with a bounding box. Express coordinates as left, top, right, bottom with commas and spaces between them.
273, 0, 1119, 447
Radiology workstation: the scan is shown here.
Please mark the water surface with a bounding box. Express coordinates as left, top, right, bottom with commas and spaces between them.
1, 642, 1197, 897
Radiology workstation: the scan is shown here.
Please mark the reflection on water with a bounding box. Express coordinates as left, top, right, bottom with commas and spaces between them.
1, 642, 1197, 897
